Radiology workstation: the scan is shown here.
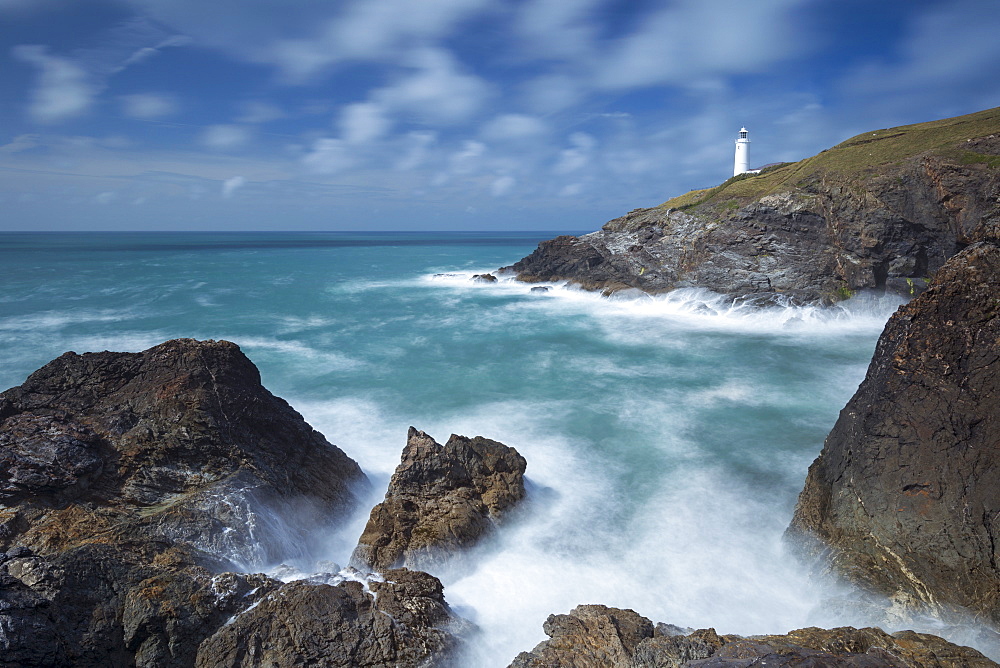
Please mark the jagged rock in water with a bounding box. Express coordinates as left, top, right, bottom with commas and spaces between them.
196, 568, 470, 668
0, 339, 397, 667
352, 427, 526, 573
504, 108, 1000, 304
472, 273, 498, 282
787, 237, 1000, 625
508, 605, 996, 667
0, 338, 368, 566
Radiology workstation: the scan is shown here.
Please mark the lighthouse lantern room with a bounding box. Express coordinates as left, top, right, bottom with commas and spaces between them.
734, 127, 750, 176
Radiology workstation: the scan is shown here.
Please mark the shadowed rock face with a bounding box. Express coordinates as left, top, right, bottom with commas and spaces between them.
352, 427, 527, 573
507, 605, 996, 668
504, 128, 1000, 305
0, 338, 368, 566
788, 239, 1000, 623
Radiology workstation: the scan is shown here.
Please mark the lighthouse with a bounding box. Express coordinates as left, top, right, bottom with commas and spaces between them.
734, 127, 750, 176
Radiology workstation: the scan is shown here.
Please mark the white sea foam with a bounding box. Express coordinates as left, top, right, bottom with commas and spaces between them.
419, 270, 904, 337
0, 308, 137, 332
232, 336, 364, 372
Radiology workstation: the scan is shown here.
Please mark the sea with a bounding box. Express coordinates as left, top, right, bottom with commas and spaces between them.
0, 231, 970, 663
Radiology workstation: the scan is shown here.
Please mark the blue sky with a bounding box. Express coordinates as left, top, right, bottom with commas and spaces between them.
1, 0, 998, 231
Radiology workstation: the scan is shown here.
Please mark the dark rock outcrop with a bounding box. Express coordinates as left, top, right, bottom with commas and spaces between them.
504, 108, 1000, 304
196, 568, 469, 668
787, 237, 1000, 623
352, 427, 526, 573
508, 605, 996, 667
0, 338, 367, 566
0, 341, 471, 667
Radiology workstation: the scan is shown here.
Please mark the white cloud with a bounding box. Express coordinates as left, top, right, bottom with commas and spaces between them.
120, 93, 178, 119
593, 0, 809, 89
559, 182, 584, 197
514, 0, 601, 59
12, 45, 98, 123
340, 102, 391, 144
12, 19, 188, 126
94, 191, 117, 204
481, 114, 547, 141
137, 0, 495, 82
373, 47, 493, 124
221, 175, 246, 198
395, 131, 436, 171
302, 137, 354, 174
0, 134, 41, 154
326, 0, 493, 61
448, 139, 486, 174
200, 124, 251, 149
490, 174, 515, 197
116, 35, 191, 72
554, 132, 595, 174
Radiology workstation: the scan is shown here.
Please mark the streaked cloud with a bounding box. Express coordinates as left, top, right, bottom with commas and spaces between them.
200, 125, 252, 150
1, 0, 996, 230
12, 45, 97, 123
120, 93, 179, 119
221, 175, 246, 198
340, 102, 391, 144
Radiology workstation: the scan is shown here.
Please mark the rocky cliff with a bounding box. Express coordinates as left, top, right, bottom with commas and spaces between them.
352, 427, 526, 573
505, 107, 1000, 305
0, 340, 469, 667
787, 231, 1000, 624
508, 605, 995, 667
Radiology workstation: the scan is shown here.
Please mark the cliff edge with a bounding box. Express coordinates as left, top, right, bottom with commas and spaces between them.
505, 107, 1000, 305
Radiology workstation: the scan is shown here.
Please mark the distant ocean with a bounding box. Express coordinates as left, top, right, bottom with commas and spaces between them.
1, 231, 937, 664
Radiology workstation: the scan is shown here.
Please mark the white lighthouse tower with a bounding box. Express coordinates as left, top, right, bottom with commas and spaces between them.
734, 127, 750, 176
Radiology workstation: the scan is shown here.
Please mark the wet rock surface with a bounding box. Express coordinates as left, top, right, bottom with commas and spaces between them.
352, 426, 526, 572
508, 605, 996, 668
788, 237, 1000, 625
504, 114, 1000, 305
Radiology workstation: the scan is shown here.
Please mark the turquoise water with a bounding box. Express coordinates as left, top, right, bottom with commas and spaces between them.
1, 232, 910, 663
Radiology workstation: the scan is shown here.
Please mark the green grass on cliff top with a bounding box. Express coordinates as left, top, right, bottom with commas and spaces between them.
663, 106, 1000, 211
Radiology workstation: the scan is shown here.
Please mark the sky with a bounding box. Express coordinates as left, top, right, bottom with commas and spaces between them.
1, 0, 999, 231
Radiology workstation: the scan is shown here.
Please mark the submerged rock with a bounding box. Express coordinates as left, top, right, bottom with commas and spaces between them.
787, 237, 1000, 625
352, 427, 526, 573
508, 605, 996, 667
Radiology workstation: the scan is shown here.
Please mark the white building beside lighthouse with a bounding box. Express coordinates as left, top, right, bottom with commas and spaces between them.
734, 127, 751, 176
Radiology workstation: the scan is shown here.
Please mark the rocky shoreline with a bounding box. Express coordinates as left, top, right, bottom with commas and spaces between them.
4, 109, 1000, 666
